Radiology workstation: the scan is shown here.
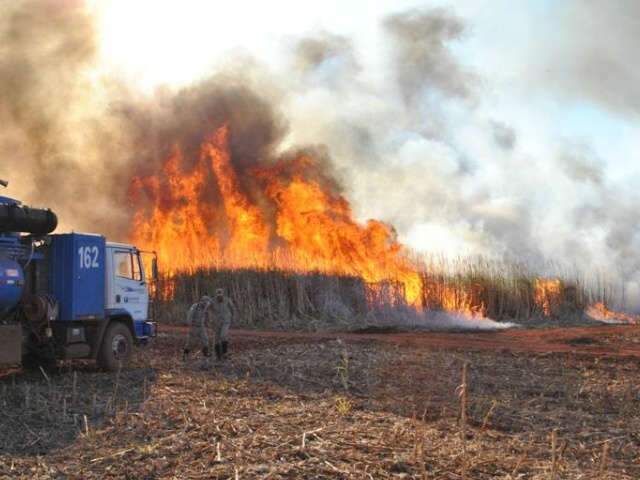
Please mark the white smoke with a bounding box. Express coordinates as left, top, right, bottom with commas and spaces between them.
423, 311, 519, 331
279, 6, 639, 312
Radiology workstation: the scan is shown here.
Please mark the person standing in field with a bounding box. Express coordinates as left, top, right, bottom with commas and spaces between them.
182, 295, 214, 367
211, 288, 234, 361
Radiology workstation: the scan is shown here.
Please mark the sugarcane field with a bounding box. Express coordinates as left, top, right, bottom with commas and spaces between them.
2, 1, 640, 478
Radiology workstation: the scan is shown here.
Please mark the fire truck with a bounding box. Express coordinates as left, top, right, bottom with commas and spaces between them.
0, 179, 157, 370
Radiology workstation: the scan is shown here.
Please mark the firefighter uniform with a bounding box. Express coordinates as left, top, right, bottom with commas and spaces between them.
182, 296, 213, 363
211, 288, 234, 360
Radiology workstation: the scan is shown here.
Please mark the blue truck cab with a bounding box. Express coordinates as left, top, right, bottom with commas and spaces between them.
0, 189, 157, 370
44, 234, 157, 369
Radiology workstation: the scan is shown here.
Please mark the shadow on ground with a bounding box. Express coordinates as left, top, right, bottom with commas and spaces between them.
0, 358, 157, 455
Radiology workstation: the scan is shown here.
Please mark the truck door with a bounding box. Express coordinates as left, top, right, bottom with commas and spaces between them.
108, 249, 149, 322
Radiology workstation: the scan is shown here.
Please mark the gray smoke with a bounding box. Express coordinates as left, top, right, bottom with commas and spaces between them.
0, 0, 118, 232
119, 79, 286, 174
490, 121, 517, 151
292, 31, 359, 78
534, 1, 640, 115
559, 143, 604, 186
383, 8, 473, 103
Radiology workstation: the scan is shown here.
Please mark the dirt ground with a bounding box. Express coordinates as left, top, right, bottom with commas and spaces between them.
162, 324, 640, 358
1, 324, 639, 479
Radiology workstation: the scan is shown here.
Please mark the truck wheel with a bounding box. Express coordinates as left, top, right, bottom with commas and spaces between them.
98, 322, 133, 371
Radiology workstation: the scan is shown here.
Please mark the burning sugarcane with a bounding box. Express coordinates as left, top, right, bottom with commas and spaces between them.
129, 124, 422, 305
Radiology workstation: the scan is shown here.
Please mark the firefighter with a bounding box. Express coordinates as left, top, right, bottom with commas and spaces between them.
182, 295, 213, 366
211, 288, 234, 360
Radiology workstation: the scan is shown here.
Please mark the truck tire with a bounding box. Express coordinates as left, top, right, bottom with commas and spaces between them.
98, 322, 133, 371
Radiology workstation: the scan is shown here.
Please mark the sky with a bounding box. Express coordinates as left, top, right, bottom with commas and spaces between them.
2, 0, 639, 308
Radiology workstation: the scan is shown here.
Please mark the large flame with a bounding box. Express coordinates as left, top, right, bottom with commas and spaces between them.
129, 125, 422, 304
128, 125, 626, 321
128, 124, 629, 322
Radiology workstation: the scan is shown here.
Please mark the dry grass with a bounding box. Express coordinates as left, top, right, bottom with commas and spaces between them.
152, 256, 621, 330
1, 327, 639, 478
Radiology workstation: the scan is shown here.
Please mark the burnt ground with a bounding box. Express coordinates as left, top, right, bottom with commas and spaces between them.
0, 325, 639, 479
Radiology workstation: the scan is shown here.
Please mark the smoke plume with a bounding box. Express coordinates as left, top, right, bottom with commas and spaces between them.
0, 0, 102, 225
383, 8, 472, 103
292, 31, 359, 79
533, 1, 640, 116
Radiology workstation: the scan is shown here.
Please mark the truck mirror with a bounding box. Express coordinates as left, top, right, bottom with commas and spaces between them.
152, 257, 159, 281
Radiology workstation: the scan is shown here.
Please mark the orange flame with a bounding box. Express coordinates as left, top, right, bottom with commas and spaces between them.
441, 286, 486, 318
129, 125, 422, 304
585, 302, 639, 325
534, 278, 562, 316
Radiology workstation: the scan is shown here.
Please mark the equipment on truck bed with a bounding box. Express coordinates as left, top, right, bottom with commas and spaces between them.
0, 178, 157, 370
